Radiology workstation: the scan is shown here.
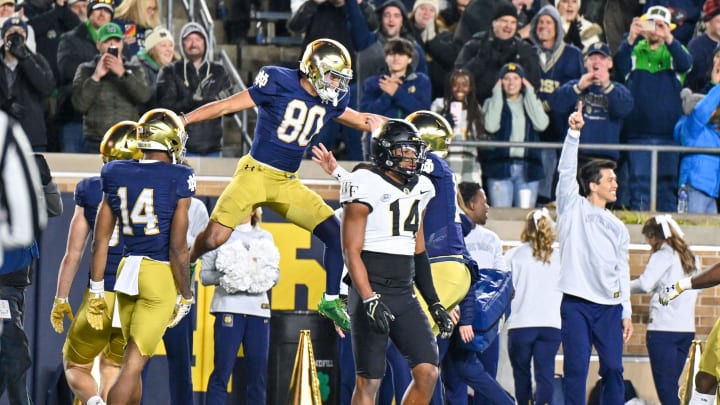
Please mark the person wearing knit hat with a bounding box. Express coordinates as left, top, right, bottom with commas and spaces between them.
132, 27, 174, 112
687, 0, 720, 91
86, 0, 113, 20
493, 0, 517, 21
498, 62, 526, 79
455, 0, 541, 104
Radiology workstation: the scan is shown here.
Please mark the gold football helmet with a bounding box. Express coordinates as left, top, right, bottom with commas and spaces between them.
299, 38, 352, 107
406, 110, 453, 158
100, 121, 143, 162
137, 108, 187, 164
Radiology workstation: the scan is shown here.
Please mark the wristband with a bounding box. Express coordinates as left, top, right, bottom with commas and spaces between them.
89, 280, 104, 293
677, 277, 693, 292
181, 112, 190, 125
331, 165, 349, 180
363, 293, 378, 303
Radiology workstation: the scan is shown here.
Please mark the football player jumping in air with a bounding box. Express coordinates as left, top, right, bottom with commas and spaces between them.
50, 121, 142, 405
182, 38, 383, 330
87, 109, 196, 404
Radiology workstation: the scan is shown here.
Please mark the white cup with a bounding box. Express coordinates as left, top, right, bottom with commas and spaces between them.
518, 189, 532, 209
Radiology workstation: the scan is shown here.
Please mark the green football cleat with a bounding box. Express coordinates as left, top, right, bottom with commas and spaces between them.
318, 295, 350, 331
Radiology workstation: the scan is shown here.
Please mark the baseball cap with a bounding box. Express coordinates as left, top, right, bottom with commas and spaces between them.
87, 0, 113, 19
643, 6, 677, 30
0, 0, 14, 7
97, 22, 122, 43
583, 41, 611, 58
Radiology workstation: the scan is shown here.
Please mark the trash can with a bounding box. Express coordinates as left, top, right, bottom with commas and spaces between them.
268, 310, 338, 405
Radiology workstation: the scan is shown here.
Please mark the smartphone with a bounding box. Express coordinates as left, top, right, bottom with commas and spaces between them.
640, 19, 656, 32
450, 101, 463, 120
108, 46, 119, 57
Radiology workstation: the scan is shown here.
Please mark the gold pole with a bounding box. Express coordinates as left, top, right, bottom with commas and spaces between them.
287, 330, 322, 405
680, 339, 703, 405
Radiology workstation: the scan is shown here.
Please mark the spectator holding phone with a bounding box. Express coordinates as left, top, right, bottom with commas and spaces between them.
72, 22, 149, 153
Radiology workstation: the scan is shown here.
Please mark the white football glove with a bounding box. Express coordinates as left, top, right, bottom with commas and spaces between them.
659, 277, 692, 306
168, 294, 194, 328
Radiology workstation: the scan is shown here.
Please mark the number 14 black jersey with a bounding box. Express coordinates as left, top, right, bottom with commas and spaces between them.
340, 168, 435, 255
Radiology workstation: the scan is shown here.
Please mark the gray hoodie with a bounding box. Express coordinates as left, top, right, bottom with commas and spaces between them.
528, 5, 566, 69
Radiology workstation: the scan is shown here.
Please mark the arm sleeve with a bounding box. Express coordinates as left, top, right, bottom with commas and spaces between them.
630, 249, 672, 293
613, 39, 634, 82
620, 230, 632, 319
414, 251, 440, 305
523, 88, 549, 131
482, 86, 503, 133
555, 134, 580, 214
199, 248, 222, 286
345, 0, 375, 51
605, 83, 634, 119
667, 40, 693, 74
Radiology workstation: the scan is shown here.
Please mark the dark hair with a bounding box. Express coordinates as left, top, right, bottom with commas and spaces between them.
457, 181, 482, 205
578, 159, 616, 197
642, 217, 696, 275
384, 37, 414, 56
442, 69, 486, 140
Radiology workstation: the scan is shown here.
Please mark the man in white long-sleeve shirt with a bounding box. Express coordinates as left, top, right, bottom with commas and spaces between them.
556, 102, 633, 405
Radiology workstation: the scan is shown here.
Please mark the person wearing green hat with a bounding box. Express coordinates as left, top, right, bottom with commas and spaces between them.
71, 21, 150, 154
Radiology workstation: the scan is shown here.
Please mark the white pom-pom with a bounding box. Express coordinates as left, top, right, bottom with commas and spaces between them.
215, 237, 280, 294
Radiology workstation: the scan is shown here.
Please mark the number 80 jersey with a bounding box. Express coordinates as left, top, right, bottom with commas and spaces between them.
340, 168, 435, 256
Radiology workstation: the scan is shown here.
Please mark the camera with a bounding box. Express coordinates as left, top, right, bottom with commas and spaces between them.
108, 46, 118, 57
640, 19, 656, 32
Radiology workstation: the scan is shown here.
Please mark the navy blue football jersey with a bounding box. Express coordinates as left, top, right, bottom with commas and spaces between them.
247, 66, 349, 172
101, 161, 196, 261
75, 176, 122, 291
421, 153, 467, 258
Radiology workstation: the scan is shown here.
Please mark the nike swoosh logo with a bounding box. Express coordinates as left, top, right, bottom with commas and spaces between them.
420, 190, 430, 194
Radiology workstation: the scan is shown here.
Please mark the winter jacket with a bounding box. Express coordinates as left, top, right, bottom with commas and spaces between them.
156, 22, 229, 155
529, 5, 584, 141
0, 50, 55, 148
360, 67, 432, 118
455, 31, 541, 104
56, 21, 99, 123
615, 36, 692, 138
674, 83, 720, 198
72, 55, 150, 142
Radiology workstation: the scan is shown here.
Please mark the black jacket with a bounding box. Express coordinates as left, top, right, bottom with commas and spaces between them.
0, 50, 55, 148
28, 4, 80, 80
156, 60, 229, 155
56, 22, 98, 123
455, 32, 541, 104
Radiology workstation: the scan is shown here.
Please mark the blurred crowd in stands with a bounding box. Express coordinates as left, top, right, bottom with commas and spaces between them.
6, 0, 720, 213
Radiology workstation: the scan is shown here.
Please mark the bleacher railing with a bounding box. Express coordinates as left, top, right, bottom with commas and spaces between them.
456, 140, 720, 212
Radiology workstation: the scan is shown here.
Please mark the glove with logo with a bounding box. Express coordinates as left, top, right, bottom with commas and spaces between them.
168, 294, 194, 328
50, 297, 74, 333
363, 293, 394, 334
86, 280, 107, 330
430, 302, 454, 339
659, 277, 692, 305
